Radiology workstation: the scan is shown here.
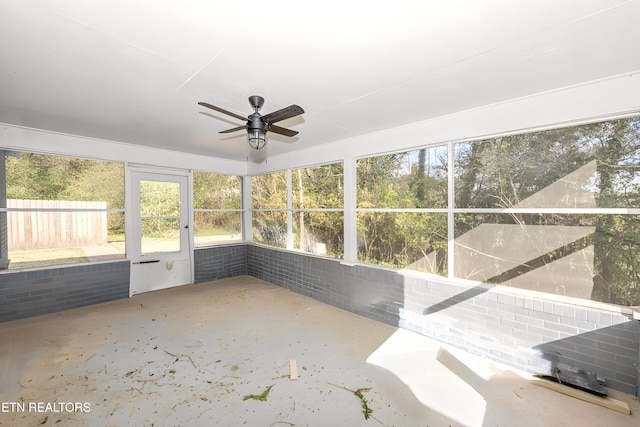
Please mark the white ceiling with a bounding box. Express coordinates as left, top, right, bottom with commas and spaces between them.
1, 0, 639, 163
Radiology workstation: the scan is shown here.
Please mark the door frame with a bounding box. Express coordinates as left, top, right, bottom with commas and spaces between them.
126, 164, 193, 296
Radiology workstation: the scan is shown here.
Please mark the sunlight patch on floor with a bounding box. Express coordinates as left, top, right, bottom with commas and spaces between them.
367, 328, 499, 427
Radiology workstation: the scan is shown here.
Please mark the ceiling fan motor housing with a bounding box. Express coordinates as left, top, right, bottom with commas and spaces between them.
248, 95, 265, 111
247, 96, 268, 146
247, 112, 268, 133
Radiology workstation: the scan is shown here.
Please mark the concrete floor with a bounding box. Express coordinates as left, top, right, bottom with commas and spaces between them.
0, 276, 638, 427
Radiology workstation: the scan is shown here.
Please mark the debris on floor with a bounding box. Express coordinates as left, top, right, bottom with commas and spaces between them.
289, 359, 298, 380
243, 384, 275, 402
531, 378, 631, 415
543, 363, 608, 396
527, 358, 631, 415
2, 277, 639, 426
327, 382, 374, 420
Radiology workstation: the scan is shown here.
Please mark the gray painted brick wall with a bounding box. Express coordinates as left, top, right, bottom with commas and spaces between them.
194, 244, 247, 283
246, 244, 640, 396
2, 244, 638, 396
0, 245, 246, 323
247, 245, 403, 325
0, 261, 130, 322
401, 277, 640, 394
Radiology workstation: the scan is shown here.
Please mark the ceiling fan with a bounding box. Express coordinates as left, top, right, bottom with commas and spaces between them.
198, 95, 304, 150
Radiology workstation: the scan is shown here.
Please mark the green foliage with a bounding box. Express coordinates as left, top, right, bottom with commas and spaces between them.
252, 172, 287, 209
6, 153, 125, 234
293, 163, 344, 209
351, 116, 640, 305
242, 384, 274, 402
139, 181, 180, 217
191, 172, 243, 240
6, 153, 124, 205
252, 210, 287, 248
353, 387, 373, 420
252, 165, 346, 253
357, 211, 447, 274
454, 117, 640, 209
355, 148, 449, 274
193, 172, 241, 210
327, 383, 374, 421
453, 117, 640, 305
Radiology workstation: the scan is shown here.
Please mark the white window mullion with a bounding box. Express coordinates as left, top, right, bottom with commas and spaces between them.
286, 169, 293, 250
242, 176, 252, 242
448, 141, 455, 279
343, 158, 357, 262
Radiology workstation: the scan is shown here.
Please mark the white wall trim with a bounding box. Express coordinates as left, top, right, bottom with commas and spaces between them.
0, 123, 247, 176
247, 70, 640, 175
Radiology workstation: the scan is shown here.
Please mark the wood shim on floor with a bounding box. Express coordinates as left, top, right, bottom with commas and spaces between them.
289, 359, 298, 380
531, 377, 631, 415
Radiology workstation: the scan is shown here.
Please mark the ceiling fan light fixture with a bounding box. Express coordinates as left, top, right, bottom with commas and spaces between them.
248, 129, 266, 150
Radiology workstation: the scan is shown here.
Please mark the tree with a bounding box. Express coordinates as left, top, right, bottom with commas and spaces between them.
292, 163, 344, 255
251, 172, 288, 246
453, 116, 640, 305
355, 149, 448, 274
6, 153, 125, 236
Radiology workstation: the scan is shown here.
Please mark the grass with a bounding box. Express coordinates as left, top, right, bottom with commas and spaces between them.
8, 242, 125, 270
194, 228, 240, 237
8, 248, 89, 269
6, 229, 238, 270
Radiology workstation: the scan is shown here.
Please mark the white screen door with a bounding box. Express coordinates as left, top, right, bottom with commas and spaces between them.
130, 171, 191, 295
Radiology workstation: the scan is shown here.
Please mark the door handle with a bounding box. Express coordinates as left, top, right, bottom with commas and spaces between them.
184, 225, 189, 229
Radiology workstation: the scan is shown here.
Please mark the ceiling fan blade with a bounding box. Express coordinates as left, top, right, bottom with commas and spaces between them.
219, 125, 245, 134
198, 102, 247, 122
262, 105, 304, 124
269, 125, 299, 137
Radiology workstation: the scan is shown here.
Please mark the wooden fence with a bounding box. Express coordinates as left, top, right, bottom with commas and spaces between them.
7, 200, 107, 251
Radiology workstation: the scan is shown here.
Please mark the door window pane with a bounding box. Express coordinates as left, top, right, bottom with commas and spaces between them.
139, 180, 181, 254
140, 181, 180, 216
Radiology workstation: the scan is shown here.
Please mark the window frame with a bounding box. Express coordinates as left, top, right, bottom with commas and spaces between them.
251, 162, 345, 257
192, 171, 243, 248
1, 150, 126, 269
344, 114, 640, 306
